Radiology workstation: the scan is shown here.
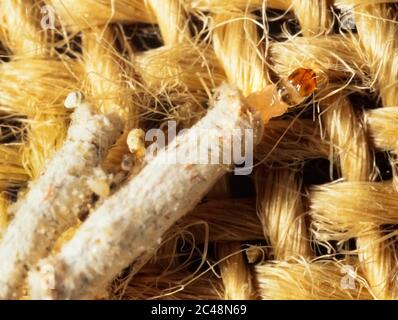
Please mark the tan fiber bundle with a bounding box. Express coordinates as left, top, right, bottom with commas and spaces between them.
0, 0, 398, 300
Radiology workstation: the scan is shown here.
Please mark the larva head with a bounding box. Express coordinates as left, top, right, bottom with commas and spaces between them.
288, 68, 317, 97
277, 68, 317, 106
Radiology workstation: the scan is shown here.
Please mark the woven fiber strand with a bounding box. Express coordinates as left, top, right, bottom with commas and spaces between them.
0, 0, 397, 300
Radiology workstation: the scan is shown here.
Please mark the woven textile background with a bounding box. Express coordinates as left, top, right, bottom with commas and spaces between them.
0, 0, 398, 300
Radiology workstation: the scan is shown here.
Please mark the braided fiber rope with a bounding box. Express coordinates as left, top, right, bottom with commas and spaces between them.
0, 0, 397, 299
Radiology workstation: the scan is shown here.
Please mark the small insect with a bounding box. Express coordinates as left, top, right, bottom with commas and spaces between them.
64, 91, 85, 109
288, 68, 317, 97
246, 68, 317, 123
87, 178, 110, 198
127, 128, 146, 158
277, 68, 317, 106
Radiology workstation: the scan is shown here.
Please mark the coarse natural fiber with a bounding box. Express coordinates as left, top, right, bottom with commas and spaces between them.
0, 0, 398, 300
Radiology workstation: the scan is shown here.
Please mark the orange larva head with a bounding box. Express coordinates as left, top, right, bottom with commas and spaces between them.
288, 68, 317, 97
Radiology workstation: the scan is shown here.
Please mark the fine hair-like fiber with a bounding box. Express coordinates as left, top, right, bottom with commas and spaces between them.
0, 0, 398, 300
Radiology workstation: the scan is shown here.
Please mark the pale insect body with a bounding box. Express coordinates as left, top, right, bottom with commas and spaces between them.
246, 68, 317, 123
